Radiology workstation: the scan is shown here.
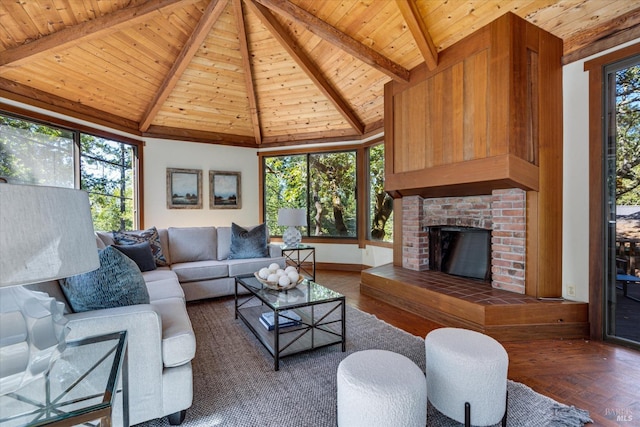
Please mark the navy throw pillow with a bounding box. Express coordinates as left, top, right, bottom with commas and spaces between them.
60, 246, 150, 313
228, 223, 269, 259
113, 242, 157, 272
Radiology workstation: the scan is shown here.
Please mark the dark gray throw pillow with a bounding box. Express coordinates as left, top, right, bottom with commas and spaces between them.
113, 242, 157, 272
112, 226, 168, 266
60, 246, 150, 313
228, 223, 269, 259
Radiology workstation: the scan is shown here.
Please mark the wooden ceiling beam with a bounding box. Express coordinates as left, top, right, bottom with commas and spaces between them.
0, 78, 141, 135
395, 0, 438, 71
144, 125, 257, 147
139, 0, 226, 132
233, 0, 262, 145
0, 0, 200, 69
562, 7, 640, 64
246, 0, 365, 135
251, 0, 410, 83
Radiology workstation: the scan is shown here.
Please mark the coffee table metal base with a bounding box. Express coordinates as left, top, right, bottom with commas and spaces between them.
235, 276, 345, 370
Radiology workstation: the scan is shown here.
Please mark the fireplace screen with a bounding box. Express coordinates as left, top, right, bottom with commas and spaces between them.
428, 226, 491, 281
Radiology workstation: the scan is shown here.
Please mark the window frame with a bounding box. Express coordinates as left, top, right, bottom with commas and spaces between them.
0, 104, 144, 230
259, 136, 392, 247
585, 42, 640, 341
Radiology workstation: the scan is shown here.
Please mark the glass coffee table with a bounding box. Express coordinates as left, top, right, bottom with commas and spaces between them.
235, 275, 345, 370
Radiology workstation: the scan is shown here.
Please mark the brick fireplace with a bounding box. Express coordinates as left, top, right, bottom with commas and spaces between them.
402, 189, 526, 294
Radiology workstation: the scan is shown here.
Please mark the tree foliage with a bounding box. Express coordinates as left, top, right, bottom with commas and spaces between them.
264, 155, 307, 235
615, 64, 640, 205
263, 146, 393, 241
368, 144, 393, 241
80, 134, 134, 231
309, 152, 356, 236
264, 151, 357, 237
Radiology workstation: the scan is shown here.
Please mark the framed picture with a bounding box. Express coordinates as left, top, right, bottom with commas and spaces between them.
210, 171, 241, 209
166, 168, 202, 209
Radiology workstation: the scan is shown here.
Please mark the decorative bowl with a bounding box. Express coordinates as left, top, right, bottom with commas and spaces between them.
254, 272, 304, 291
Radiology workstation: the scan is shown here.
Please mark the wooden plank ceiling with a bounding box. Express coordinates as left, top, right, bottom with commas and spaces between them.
0, 0, 639, 147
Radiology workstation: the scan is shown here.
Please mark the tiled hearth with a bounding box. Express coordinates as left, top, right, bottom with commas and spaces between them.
360, 264, 590, 341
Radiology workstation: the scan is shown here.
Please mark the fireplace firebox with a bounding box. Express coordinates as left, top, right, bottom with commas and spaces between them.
428, 226, 491, 282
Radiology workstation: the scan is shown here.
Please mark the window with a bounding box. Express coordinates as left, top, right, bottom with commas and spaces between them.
0, 112, 140, 231
262, 142, 392, 243
263, 150, 357, 238
367, 143, 393, 242
603, 56, 640, 346
309, 151, 357, 237
0, 115, 74, 188
264, 154, 307, 236
80, 135, 136, 231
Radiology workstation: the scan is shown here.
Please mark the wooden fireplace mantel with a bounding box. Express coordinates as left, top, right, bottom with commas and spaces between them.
383, 12, 563, 298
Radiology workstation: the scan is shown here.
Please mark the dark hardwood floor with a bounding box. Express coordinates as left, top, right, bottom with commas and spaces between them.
317, 270, 640, 427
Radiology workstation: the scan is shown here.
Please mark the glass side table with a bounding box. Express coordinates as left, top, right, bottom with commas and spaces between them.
0, 331, 128, 427
281, 244, 316, 281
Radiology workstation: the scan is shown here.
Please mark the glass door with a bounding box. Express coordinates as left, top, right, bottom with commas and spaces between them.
604, 56, 640, 347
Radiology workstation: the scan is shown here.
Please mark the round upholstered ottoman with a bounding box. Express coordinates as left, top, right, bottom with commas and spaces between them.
425, 328, 508, 427
336, 349, 427, 427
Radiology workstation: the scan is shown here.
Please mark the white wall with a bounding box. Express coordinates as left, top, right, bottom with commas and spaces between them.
142, 139, 260, 228
562, 38, 640, 302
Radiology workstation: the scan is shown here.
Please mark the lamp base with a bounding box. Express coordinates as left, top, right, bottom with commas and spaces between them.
282, 226, 302, 247
0, 286, 68, 395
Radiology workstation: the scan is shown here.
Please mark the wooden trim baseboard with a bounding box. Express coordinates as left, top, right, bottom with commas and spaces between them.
316, 262, 366, 272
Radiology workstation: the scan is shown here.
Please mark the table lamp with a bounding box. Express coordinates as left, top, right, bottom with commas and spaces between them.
0, 183, 100, 395
278, 208, 307, 247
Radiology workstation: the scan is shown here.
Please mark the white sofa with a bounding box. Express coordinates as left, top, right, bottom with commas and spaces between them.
26, 225, 284, 426
96, 225, 286, 301
27, 269, 193, 427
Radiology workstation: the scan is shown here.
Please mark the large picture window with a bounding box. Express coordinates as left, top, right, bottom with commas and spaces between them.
263, 150, 357, 239
263, 142, 392, 243
0, 112, 140, 231
309, 151, 357, 237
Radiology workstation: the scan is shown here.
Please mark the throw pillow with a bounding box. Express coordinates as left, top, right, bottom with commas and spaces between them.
113, 242, 157, 272
60, 246, 150, 313
228, 223, 269, 259
112, 226, 168, 266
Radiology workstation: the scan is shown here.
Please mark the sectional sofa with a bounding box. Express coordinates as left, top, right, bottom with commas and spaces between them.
96, 225, 285, 301
28, 224, 285, 426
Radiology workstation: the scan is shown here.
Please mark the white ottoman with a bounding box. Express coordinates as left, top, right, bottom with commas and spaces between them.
337, 349, 427, 427
425, 328, 508, 427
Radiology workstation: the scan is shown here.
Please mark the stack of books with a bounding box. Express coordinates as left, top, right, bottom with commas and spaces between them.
259, 310, 301, 331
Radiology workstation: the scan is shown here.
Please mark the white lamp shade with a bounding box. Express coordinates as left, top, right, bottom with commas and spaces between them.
277, 208, 307, 227
0, 184, 100, 287
0, 183, 100, 395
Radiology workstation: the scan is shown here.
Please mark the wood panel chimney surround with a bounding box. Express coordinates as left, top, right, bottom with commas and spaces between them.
383, 12, 563, 298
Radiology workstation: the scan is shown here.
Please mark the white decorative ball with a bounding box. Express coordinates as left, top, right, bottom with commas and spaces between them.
285, 266, 297, 274
269, 263, 280, 271
258, 268, 270, 279
267, 274, 279, 283
278, 275, 291, 286
276, 269, 285, 276
287, 271, 299, 283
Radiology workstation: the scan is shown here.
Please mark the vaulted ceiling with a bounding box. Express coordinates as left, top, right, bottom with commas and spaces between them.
1, 0, 639, 148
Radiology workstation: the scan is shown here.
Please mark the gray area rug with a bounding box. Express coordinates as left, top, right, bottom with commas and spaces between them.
139, 298, 592, 427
